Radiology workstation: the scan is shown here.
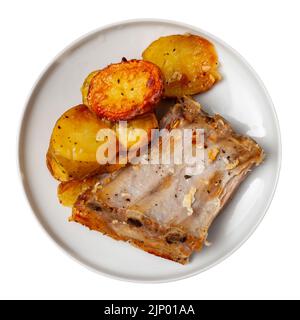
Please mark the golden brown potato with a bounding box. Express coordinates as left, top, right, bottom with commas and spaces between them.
58, 178, 96, 207
50, 105, 112, 162
47, 105, 158, 181
47, 104, 118, 181
114, 112, 158, 149
46, 148, 115, 181
81, 70, 99, 105
142, 34, 221, 97
85, 59, 164, 120
58, 175, 105, 207
46, 149, 70, 181
47, 148, 123, 182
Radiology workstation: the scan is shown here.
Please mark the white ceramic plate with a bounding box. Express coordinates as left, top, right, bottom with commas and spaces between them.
19, 19, 281, 282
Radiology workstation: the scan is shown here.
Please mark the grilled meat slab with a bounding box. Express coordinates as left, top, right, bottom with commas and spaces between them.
71, 97, 264, 264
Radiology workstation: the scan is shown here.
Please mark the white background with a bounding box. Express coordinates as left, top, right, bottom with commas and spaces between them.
0, 0, 298, 300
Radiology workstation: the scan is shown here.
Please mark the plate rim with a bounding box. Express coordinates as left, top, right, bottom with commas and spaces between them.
18, 18, 282, 283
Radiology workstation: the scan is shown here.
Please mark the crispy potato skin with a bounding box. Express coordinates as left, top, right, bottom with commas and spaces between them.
86, 59, 164, 120
142, 34, 221, 97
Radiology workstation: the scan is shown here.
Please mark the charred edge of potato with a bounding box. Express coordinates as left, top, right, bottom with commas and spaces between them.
86, 59, 164, 120
142, 34, 221, 97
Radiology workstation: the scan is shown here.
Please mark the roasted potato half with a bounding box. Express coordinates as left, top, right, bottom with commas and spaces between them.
47, 104, 117, 181
85, 59, 164, 120
142, 34, 221, 97
50, 104, 112, 162
47, 105, 158, 181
